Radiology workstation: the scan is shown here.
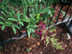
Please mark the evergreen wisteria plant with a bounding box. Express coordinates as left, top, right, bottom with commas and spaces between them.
0, 0, 58, 36
0, 0, 64, 50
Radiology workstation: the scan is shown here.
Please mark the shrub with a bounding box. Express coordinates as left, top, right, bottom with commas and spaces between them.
0, 0, 64, 50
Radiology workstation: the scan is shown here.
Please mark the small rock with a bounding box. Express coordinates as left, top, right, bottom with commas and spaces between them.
27, 43, 29, 45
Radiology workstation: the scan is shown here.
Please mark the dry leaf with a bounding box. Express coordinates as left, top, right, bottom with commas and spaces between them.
20, 30, 26, 33
29, 47, 32, 50
37, 42, 40, 46
65, 44, 67, 48
54, 29, 57, 32
67, 38, 70, 40
32, 44, 36, 48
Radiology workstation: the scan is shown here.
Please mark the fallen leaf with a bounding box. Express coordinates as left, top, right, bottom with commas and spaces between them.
29, 47, 32, 50
20, 30, 26, 33
32, 44, 36, 48
65, 44, 67, 48
37, 42, 40, 46
67, 38, 70, 40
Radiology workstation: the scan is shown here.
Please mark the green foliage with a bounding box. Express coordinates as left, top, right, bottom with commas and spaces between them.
42, 29, 63, 50
0, 0, 59, 36
26, 49, 29, 52
0, 0, 64, 50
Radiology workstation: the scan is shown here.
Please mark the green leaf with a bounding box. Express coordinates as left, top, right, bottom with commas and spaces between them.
39, 0, 42, 2
13, 24, 20, 29
41, 6, 50, 13
35, 4, 39, 14
30, 0, 38, 5
22, 18, 30, 22
26, 25, 29, 28
5, 22, 12, 25
29, 15, 35, 20
41, 36, 44, 40
0, 22, 4, 24
11, 9, 15, 15
12, 25, 16, 34
1, 11, 6, 17
46, 37, 49, 45
52, 33, 57, 37
2, 24, 5, 30
18, 12, 20, 20
39, 4, 42, 12
49, 30, 54, 33
36, 14, 42, 20
10, 12, 13, 18
21, 0, 24, 5
36, 14, 40, 19
0, 16, 5, 21
24, 0, 28, 6
29, 28, 35, 32
31, 20, 39, 25
32, 8, 35, 15
6, 0, 9, 5
2, 0, 6, 5
19, 21, 24, 26
29, 25, 37, 28
50, 38, 58, 43
27, 29, 31, 38
28, 0, 31, 4
48, 10, 53, 17
23, 8, 26, 18
61, 10, 65, 16
8, 18, 18, 21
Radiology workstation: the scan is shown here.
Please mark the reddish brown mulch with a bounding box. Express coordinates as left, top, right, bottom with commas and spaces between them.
0, 25, 72, 54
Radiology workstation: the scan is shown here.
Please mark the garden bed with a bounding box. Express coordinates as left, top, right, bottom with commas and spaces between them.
0, 2, 72, 54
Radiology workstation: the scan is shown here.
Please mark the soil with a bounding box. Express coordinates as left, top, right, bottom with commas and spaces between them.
0, 3, 72, 54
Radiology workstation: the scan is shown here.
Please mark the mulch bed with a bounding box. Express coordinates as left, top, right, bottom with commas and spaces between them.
0, 2, 72, 54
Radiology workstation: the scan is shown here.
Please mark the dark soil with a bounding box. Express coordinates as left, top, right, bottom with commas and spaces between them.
0, 3, 72, 54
